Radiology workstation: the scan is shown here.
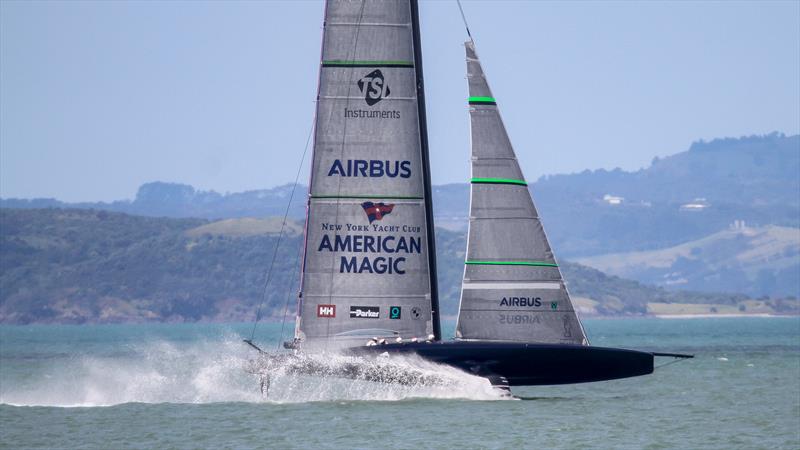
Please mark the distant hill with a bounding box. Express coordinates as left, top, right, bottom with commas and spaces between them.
3, 133, 797, 258
537, 132, 799, 208
534, 132, 799, 256
2, 209, 796, 324
0, 182, 307, 220
576, 225, 800, 298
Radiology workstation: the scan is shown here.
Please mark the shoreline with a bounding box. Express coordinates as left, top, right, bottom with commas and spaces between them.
580, 313, 797, 320
1, 313, 798, 326
650, 313, 781, 319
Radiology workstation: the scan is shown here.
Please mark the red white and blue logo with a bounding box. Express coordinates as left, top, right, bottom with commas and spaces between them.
361, 202, 394, 223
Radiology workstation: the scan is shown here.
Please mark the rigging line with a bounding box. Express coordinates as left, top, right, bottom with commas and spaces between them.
655, 356, 693, 370
455, 0, 473, 41
249, 117, 315, 343
277, 230, 304, 350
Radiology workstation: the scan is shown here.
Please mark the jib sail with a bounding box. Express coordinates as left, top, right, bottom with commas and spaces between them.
455, 41, 587, 345
294, 0, 438, 350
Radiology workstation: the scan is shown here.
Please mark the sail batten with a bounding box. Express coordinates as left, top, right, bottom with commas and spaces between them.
455, 41, 588, 345
471, 178, 527, 185
465, 261, 558, 267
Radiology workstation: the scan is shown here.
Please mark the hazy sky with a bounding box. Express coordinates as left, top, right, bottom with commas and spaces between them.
1, 0, 798, 202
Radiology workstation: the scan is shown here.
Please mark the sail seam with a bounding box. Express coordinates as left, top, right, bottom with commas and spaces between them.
322, 60, 414, 67
468, 217, 540, 220
326, 22, 410, 28
319, 95, 416, 100
461, 309, 575, 312
304, 294, 429, 298
462, 282, 561, 290
311, 195, 424, 200
470, 177, 527, 186
471, 156, 518, 161
465, 261, 558, 267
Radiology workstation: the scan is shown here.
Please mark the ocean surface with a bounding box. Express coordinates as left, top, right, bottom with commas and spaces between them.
1, 318, 798, 449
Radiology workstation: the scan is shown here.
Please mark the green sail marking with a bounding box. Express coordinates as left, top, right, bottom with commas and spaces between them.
465, 261, 558, 267
468, 96, 497, 105
470, 178, 527, 186
322, 60, 414, 68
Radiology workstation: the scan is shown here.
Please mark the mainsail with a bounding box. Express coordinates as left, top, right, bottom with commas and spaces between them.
455, 41, 588, 345
295, 0, 438, 350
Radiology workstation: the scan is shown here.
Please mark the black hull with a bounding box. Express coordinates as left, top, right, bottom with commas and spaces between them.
350, 341, 654, 386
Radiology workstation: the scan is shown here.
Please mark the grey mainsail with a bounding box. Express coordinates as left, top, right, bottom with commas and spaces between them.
455, 41, 588, 345
295, 0, 436, 350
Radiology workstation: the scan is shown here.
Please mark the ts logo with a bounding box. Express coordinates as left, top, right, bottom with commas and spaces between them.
357, 69, 391, 106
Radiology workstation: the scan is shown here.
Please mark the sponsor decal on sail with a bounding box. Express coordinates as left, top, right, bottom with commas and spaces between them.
411, 306, 422, 320
344, 108, 400, 119
317, 304, 336, 318
499, 297, 542, 307
339, 255, 406, 274
389, 306, 402, 319
361, 202, 394, 223
343, 69, 401, 119
357, 69, 390, 106
317, 234, 421, 253
327, 159, 411, 178
350, 306, 380, 319
317, 232, 422, 275
499, 314, 541, 325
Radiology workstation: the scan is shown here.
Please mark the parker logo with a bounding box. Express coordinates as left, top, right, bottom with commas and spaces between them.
317, 304, 336, 318
350, 306, 380, 319
361, 202, 394, 224
357, 69, 390, 106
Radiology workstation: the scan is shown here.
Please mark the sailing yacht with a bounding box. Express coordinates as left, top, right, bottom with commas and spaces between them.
249, 0, 690, 392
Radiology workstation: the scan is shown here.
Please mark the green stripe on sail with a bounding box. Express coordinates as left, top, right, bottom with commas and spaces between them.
312, 195, 423, 200
465, 261, 558, 267
322, 60, 414, 68
468, 96, 496, 105
470, 178, 527, 186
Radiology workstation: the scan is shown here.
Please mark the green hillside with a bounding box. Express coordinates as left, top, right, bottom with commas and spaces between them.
576, 225, 800, 297
2, 209, 796, 324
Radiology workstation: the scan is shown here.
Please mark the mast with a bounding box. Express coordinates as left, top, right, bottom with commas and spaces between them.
409, 0, 441, 341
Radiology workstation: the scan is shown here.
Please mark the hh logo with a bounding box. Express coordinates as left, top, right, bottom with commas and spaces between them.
317, 304, 336, 318
361, 202, 394, 223
357, 69, 390, 106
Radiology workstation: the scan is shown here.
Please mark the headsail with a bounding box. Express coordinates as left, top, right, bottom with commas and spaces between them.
455, 41, 587, 345
295, 0, 437, 350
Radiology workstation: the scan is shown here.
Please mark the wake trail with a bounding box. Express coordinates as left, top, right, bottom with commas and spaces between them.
0, 336, 508, 407
246, 351, 507, 403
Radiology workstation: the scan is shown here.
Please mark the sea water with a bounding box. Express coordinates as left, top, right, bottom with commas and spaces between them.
1, 318, 798, 449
